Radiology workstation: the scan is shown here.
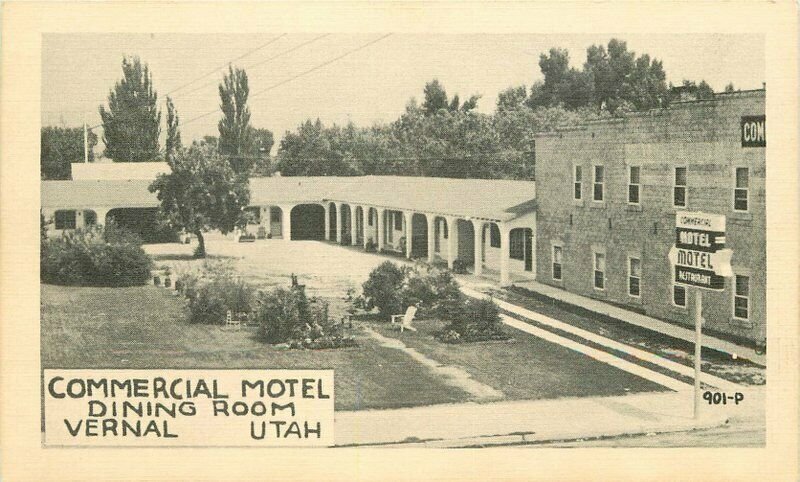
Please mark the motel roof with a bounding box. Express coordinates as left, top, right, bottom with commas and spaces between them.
42, 175, 536, 222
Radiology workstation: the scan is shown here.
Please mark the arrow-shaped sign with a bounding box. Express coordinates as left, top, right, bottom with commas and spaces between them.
669, 246, 733, 277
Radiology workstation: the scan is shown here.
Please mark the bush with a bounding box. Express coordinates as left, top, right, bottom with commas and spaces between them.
187, 276, 255, 324
438, 297, 508, 343
452, 258, 470, 274
361, 261, 409, 319
403, 265, 463, 320
41, 225, 152, 287
365, 239, 377, 253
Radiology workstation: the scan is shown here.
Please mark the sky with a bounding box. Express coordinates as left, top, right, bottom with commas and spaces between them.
41, 33, 764, 157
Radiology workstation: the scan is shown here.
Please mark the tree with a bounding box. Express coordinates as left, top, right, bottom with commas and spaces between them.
149, 143, 250, 258
218, 65, 252, 172
496, 85, 528, 113
165, 96, 182, 163
725, 82, 736, 93
422, 79, 449, 116
40, 126, 97, 179
248, 127, 274, 175
99, 56, 161, 162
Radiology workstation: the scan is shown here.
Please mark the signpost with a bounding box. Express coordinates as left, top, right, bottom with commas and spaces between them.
669, 211, 733, 419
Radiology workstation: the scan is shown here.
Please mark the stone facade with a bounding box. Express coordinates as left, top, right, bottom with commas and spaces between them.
533, 90, 766, 344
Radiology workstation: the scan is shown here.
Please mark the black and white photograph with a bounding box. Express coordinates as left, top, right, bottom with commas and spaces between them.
2, 1, 798, 480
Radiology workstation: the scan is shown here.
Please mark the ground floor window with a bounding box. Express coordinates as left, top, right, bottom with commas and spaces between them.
552, 245, 563, 281
628, 257, 641, 297
394, 211, 403, 231
54, 210, 76, 230
83, 210, 97, 226
487, 224, 500, 248
734, 274, 750, 320
270, 207, 281, 223
593, 252, 605, 290
673, 284, 687, 307
510, 229, 525, 260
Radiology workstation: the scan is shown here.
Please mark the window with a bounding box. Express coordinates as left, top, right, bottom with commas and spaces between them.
510, 229, 525, 260
394, 212, 403, 231
593, 165, 604, 201
628, 257, 641, 297
593, 252, 605, 290
83, 210, 97, 226
673, 284, 686, 307
54, 210, 76, 230
734, 275, 750, 320
674, 167, 687, 207
628, 166, 641, 204
552, 246, 563, 281
387, 213, 394, 242
270, 207, 281, 223
734, 167, 749, 212
487, 224, 500, 248
573, 165, 583, 200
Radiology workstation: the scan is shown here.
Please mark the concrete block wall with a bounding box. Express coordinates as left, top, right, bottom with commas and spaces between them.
533, 91, 766, 344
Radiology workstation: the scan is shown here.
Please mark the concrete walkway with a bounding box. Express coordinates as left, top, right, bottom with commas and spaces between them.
473, 277, 765, 366
334, 391, 732, 447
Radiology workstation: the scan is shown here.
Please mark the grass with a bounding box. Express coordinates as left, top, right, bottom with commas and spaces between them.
40, 284, 469, 411
369, 318, 669, 401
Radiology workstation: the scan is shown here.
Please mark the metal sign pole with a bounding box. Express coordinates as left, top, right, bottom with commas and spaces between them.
694, 288, 703, 420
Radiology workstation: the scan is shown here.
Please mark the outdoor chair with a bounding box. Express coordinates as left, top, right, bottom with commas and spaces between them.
391, 305, 418, 332
225, 310, 241, 331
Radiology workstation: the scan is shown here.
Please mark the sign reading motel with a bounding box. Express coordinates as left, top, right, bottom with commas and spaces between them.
669, 211, 732, 291
741, 115, 766, 147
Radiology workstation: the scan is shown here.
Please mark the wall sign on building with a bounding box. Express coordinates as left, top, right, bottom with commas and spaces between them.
741, 115, 766, 147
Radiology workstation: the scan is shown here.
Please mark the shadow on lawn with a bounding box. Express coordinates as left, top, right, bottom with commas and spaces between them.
150, 253, 238, 261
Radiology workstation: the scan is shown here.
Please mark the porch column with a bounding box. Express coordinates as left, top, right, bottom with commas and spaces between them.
323, 203, 331, 241
277, 204, 293, 241
472, 220, 483, 276
499, 223, 511, 286
94, 207, 110, 227
404, 211, 413, 259
376, 208, 385, 251
350, 206, 359, 246
335, 202, 343, 244
362, 206, 369, 249
446, 216, 458, 269
426, 214, 435, 263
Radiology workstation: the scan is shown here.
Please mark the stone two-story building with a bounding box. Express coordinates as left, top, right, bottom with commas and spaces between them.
533, 89, 766, 345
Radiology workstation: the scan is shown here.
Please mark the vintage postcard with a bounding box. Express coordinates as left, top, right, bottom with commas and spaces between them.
1, 1, 798, 480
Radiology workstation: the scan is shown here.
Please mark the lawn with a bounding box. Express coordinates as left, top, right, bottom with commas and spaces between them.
369, 318, 669, 400
40, 284, 469, 410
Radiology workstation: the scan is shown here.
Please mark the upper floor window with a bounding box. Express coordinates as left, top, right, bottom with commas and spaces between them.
734, 167, 749, 212
593, 165, 604, 202
628, 166, 641, 205
674, 167, 687, 207
573, 165, 583, 200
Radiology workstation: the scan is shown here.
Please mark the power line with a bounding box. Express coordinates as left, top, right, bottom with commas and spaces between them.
181, 33, 393, 127
172, 33, 330, 100
166, 33, 287, 96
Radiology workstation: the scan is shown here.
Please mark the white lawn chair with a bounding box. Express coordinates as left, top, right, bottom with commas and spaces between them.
391, 306, 418, 332
225, 310, 241, 331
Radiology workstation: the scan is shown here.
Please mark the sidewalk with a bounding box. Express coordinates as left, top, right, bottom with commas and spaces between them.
334, 391, 732, 447
467, 277, 765, 366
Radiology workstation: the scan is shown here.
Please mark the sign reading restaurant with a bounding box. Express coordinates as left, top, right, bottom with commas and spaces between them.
741, 115, 766, 147
668, 211, 733, 291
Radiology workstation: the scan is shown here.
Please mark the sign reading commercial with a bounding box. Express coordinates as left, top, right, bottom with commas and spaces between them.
669, 211, 732, 290
741, 115, 766, 147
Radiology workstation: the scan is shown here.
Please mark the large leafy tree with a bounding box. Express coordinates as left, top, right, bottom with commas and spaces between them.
99, 57, 162, 161
218, 65, 252, 172
165, 96, 182, 163
421, 79, 480, 116
149, 143, 250, 257
40, 126, 97, 179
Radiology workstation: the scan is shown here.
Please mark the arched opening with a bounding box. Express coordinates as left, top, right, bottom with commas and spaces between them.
340, 204, 353, 244
107, 207, 179, 243
456, 219, 475, 267
411, 213, 428, 259
290, 204, 325, 240
328, 202, 337, 241
433, 216, 448, 255
366, 207, 378, 244
355, 206, 364, 245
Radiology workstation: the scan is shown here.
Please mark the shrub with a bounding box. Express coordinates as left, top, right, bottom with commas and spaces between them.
365, 239, 377, 253
438, 297, 508, 343
452, 258, 470, 274
41, 225, 152, 287
361, 261, 409, 319
403, 265, 463, 320
187, 276, 255, 324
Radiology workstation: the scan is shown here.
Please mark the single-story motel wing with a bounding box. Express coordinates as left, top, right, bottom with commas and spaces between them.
41, 89, 766, 346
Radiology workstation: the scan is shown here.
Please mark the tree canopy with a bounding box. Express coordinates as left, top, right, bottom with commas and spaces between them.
40, 126, 98, 180
99, 56, 161, 162
149, 143, 250, 257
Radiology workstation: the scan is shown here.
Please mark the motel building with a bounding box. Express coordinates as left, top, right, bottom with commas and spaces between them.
41, 89, 766, 346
